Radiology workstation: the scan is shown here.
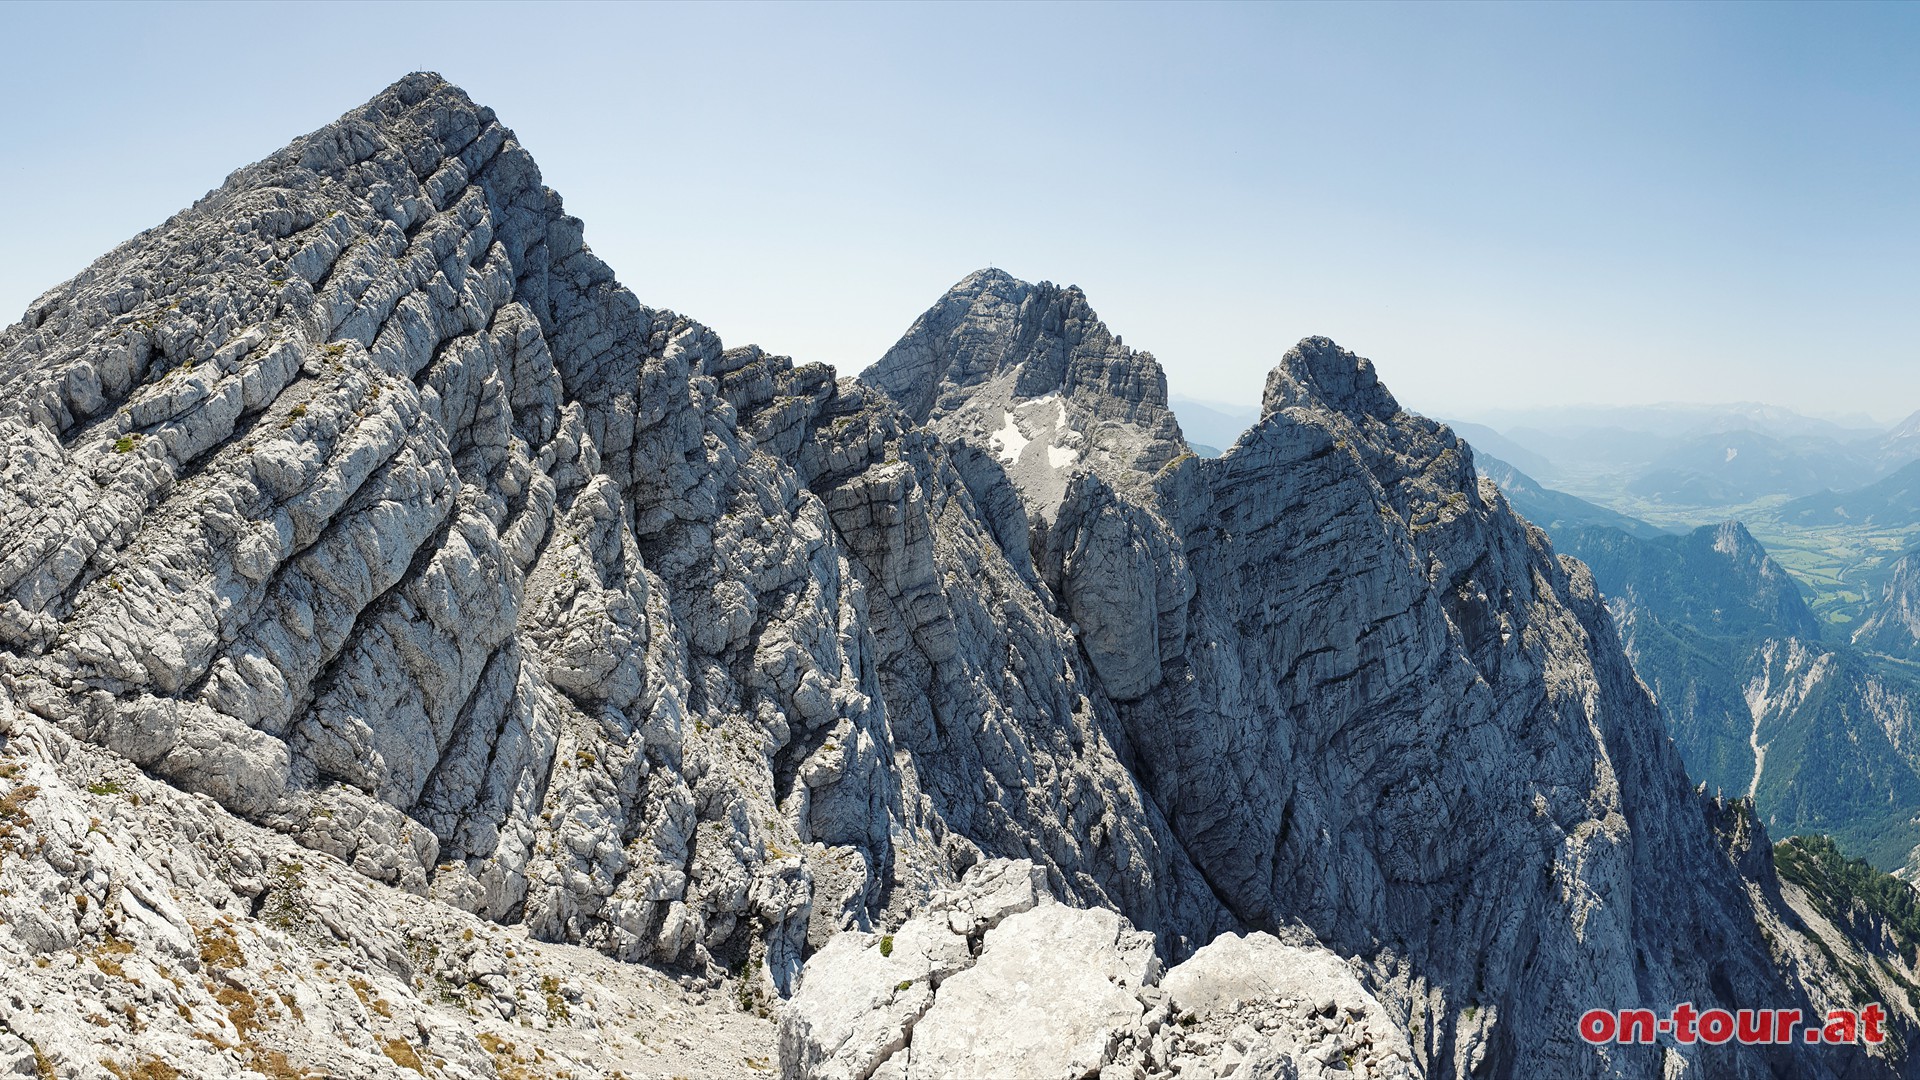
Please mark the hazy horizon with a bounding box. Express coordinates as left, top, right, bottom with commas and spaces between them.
1170, 391, 1905, 430
3, 1, 1916, 423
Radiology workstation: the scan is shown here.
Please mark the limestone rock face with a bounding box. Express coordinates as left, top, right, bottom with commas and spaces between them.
0, 72, 1227, 1006
864, 269, 1188, 520
0, 685, 778, 1080
0, 73, 1897, 1080
866, 270, 1202, 702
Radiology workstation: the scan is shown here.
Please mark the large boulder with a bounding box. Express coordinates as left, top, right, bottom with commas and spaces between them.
1161, 932, 1417, 1080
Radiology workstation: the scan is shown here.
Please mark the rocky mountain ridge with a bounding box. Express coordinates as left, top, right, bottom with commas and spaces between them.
0, 73, 1908, 1079
1782, 461, 1920, 529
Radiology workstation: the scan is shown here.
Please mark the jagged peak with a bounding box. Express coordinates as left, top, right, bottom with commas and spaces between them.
1709, 519, 1765, 556
1260, 336, 1400, 424
1890, 408, 1920, 440
261, 72, 492, 180
0, 73, 1869, 1080
326, 71, 463, 123
1704, 520, 1808, 593
863, 269, 1168, 424
377, 70, 456, 103
941, 267, 1090, 311
860, 269, 1187, 518
945, 265, 1027, 298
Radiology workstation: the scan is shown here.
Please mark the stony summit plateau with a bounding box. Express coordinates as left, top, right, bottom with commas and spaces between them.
0, 74, 1911, 1080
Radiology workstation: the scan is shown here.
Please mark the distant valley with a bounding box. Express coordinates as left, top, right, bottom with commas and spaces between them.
1452, 403, 1920, 871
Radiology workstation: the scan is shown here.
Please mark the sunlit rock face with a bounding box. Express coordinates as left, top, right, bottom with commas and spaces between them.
0, 74, 1228, 997
0, 72, 1888, 1079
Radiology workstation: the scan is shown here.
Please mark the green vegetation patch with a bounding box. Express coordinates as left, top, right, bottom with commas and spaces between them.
1775, 834, 1920, 967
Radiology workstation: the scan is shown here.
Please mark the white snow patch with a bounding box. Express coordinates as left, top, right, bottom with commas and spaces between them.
1047, 444, 1078, 468
990, 411, 1029, 466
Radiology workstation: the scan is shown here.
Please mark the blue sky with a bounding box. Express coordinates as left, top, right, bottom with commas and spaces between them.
2, 1, 1916, 422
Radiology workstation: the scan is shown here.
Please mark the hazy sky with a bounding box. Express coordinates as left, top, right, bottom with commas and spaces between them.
2, 1, 1916, 422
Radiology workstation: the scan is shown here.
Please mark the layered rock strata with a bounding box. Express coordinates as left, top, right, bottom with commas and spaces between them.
0, 76, 1231, 1005
863, 276, 1879, 1078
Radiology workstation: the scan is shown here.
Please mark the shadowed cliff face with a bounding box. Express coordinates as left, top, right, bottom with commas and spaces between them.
1860, 550, 1920, 663
0, 74, 1896, 1079
866, 307, 1877, 1076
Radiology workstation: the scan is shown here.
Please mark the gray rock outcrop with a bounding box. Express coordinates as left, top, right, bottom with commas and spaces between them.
781, 859, 1415, 1080
0, 681, 779, 1079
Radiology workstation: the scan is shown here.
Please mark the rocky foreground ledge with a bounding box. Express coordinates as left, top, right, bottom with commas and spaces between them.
782, 860, 1414, 1080
0, 688, 780, 1079
2, 681, 1399, 1080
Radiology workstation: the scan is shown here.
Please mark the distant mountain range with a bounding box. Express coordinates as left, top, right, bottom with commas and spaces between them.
1626, 428, 1874, 505
1446, 420, 1558, 478
1855, 548, 1920, 664
1474, 452, 1670, 538
1560, 521, 1920, 868
1779, 459, 1920, 528
1472, 402, 1887, 444
1454, 403, 1920, 508
1888, 408, 1920, 445
1168, 394, 1256, 457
